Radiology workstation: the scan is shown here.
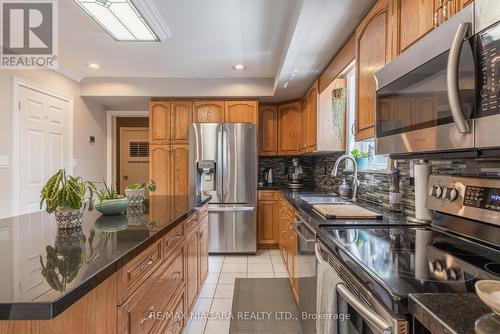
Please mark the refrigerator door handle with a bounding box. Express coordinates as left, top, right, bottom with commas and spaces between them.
208, 206, 255, 212
216, 124, 224, 200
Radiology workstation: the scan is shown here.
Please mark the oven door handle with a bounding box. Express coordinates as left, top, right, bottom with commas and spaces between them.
314, 242, 323, 263
337, 284, 392, 334
447, 22, 471, 133
292, 221, 315, 244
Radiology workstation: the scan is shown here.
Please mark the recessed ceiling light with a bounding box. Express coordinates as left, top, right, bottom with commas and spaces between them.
282, 82, 289, 88
290, 73, 296, 77
73, 0, 170, 41
232, 64, 247, 71
86, 63, 103, 69
293, 69, 299, 73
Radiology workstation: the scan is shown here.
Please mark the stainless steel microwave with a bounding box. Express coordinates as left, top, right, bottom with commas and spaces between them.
375, 1, 500, 156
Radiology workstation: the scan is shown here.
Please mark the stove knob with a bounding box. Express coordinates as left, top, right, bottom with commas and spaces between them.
447, 188, 459, 201
430, 186, 443, 198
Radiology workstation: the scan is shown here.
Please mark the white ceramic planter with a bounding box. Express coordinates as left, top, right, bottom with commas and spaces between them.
54, 206, 84, 229
125, 188, 145, 207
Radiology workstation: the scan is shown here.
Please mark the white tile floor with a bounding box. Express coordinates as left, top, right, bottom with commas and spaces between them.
183, 249, 288, 334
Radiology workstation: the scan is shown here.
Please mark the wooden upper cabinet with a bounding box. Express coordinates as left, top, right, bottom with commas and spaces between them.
278, 102, 301, 155
395, 0, 436, 54
224, 101, 257, 123
299, 97, 309, 153
307, 81, 318, 152
355, 0, 393, 141
170, 101, 192, 144
259, 104, 278, 156
170, 145, 189, 196
149, 101, 171, 144
149, 145, 171, 195
193, 101, 224, 123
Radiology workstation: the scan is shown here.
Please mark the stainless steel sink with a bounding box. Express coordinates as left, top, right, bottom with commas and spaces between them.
299, 195, 349, 205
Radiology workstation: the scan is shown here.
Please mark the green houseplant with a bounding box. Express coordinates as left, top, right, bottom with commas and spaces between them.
125, 181, 157, 207
40, 169, 96, 229
351, 149, 369, 170
94, 179, 129, 216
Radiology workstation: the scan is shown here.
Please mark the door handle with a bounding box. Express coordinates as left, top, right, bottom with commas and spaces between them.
208, 206, 254, 212
447, 22, 471, 133
337, 284, 392, 334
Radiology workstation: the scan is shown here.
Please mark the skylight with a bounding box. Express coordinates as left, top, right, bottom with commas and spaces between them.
74, 0, 160, 41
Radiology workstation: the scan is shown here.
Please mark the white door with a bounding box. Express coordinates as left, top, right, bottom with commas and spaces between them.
17, 84, 71, 215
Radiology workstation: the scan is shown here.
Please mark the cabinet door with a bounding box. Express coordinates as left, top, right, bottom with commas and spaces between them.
198, 220, 209, 288
170, 145, 189, 196
259, 104, 278, 156
149, 101, 170, 144
225, 101, 257, 123
395, 0, 435, 54
307, 82, 318, 151
185, 231, 199, 312
299, 97, 309, 153
355, 0, 393, 141
170, 100, 192, 144
257, 200, 279, 247
278, 102, 301, 155
193, 101, 224, 123
149, 145, 171, 195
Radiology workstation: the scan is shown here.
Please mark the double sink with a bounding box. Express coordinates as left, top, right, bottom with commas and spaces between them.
299, 194, 350, 205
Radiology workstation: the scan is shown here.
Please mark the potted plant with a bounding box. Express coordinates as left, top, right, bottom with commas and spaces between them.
95, 179, 129, 216
40, 169, 96, 229
351, 149, 369, 170
125, 182, 157, 207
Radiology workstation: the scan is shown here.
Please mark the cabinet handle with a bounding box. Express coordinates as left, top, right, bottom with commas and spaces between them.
172, 271, 182, 281
139, 256, 156, 271
171, 233, 182, 242
139, 306, 155, 326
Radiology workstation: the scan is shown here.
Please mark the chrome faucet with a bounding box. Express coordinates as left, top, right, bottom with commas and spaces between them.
331, 155, 359, 201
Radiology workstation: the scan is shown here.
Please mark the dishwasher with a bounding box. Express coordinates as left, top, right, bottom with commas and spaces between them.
292, 215, 317, 334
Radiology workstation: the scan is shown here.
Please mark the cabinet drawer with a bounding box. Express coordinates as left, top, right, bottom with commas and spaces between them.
258, 190, 279, 201
164, 222, 185, 258
118, 240, 163, 303
185, 212, 200, 237
197, 204, 208, 221
154, 289, 185, 334
119, 246, 185, 334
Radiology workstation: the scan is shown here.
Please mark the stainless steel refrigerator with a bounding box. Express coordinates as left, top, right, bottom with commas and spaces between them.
189, 123, 257, 253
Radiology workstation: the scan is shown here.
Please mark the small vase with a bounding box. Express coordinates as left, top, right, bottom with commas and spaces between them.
355, 157, 368, 170
125, 188, 145, 207
54, 206, 84, 229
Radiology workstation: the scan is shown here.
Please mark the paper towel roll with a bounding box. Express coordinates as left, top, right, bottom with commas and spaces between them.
414, 161, 433, 221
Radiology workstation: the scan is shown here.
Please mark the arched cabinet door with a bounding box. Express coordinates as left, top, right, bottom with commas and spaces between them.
224, 100, 257, 123
259, 104, 278, 156
149, 101, 170, 144
149, 144, 171, 195
193, 101, 224, 123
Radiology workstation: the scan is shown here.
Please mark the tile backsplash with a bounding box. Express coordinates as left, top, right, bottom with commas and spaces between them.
259, 153, 500, 217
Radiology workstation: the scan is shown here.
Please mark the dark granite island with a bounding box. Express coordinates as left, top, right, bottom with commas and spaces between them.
0, 195, 210, 333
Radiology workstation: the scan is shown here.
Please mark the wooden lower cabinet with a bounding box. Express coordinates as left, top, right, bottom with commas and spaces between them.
257, 190, 280, 248
185, 208, 209, 312
279, 195, 300, 305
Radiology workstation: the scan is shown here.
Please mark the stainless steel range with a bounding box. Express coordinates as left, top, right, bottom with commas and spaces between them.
316, 175, 500, 334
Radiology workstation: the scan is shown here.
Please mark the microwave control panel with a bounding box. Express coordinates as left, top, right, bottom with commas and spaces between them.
478, 21, 500, 118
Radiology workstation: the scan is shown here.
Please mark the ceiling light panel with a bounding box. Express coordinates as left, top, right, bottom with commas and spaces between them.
74, 0, 160, 41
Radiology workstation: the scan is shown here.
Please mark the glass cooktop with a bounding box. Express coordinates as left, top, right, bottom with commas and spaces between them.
318, 225, 500, 314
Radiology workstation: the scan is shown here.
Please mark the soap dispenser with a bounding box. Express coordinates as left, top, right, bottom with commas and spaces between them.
339, 178, 351, 197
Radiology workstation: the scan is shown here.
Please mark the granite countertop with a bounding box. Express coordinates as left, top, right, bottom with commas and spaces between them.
0, 195, 210, 320
409, 293, 499, 334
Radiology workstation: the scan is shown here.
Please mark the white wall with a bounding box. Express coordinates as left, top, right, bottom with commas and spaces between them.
0, 70, 107, 218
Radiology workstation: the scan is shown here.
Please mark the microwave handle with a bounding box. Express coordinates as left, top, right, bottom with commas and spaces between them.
447, 22, 471, 133
337, 284, 392, 334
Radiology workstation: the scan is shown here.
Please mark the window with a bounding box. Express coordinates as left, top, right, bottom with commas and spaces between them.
344, 66, 389, 171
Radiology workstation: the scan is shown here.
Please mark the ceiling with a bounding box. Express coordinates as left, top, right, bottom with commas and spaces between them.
57, 0, 376, 106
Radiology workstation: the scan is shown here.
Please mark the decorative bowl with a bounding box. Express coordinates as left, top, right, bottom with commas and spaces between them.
476, 280, 500, 316
95, 198, 129, 216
